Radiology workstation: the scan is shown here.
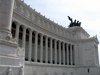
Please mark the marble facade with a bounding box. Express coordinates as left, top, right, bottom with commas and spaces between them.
0, 0, 100, 75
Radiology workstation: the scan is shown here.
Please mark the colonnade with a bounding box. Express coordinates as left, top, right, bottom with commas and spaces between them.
11, 22, 75, 65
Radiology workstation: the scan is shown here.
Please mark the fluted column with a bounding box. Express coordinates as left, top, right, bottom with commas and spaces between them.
45, 36, 48, 63
28, 29, 32, 61
70, 44, 73, 65
22, 26, 26, 48
15, 23, 20, 43
67, 44, 69, 65
0, 0, 15, 38
63, 42, 65, 65
54, 40, 57, 64
40, 34, 43, 63
72, 45, 75, 65
50, 38, 53, 64
59, 41, 61, 64
35, 32, 38, 62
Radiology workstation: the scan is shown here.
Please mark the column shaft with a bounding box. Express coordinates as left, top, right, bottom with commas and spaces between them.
63, 42, 65, 65
59, 41, 61, 64
0, 0, 15, 33
54, 40, 57, 64
70, 44, 73, 65
67, 44, 69, 65
45, 36, 48, 63
40, 34, 43, 63
35, 32, 38, 62
28, 30, 32, 61
50, 38, 53, 64
72, 45, 75, 65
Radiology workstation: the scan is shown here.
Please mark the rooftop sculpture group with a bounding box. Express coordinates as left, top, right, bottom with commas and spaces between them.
68, 16, 81, 27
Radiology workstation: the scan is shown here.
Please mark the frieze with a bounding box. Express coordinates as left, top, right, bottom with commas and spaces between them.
13, 12, 75, 44
14, 0, 74, 40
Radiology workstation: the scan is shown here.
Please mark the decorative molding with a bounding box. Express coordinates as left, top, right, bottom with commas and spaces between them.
14, 0, 74, 40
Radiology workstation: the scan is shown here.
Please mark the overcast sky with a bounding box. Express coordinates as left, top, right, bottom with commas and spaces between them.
24, 0, 100, 63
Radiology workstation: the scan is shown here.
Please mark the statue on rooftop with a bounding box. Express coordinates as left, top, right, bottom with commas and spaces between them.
68, 16, 81, 27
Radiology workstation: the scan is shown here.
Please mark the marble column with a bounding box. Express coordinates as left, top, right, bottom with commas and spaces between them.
54, 40, 57, 64
67, 44, 69, 65
0, 0, 15, 38
63, 42, 65, 65
22, 26, 26, 49
40, 34, 43, 63
35, 32, 38, 62
59, 41, 61, 64
45, 36, 48, 63
70, 44, 73, 65
72, 45, 75, 65
50, 38, 53, 64
28, 29, 32, 61
15, 23, 20, 43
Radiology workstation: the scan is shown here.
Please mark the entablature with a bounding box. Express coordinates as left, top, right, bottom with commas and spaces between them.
13, 0, 76, 41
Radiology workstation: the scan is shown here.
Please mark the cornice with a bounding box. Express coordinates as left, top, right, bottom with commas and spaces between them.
13, 11, 76, 44
67, 27, 90, 37
14, 0, 98, 45
73, 36, 99, 44
14, 0, 73, 34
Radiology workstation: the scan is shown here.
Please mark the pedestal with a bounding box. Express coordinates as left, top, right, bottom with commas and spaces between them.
0, 38, 24, 75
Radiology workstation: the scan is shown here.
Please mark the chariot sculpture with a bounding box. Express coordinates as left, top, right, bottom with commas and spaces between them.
68, 16, 81, 27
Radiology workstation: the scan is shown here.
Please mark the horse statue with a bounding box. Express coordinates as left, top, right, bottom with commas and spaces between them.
68, 16, 81, 27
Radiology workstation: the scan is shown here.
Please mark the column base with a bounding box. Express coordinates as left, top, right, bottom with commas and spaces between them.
0, 28, 12, 41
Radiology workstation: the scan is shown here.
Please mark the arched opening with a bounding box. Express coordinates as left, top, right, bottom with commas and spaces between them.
52, 39, 55, 64
37, 34, 41, 62
88, 68, 90, 73
48, 38, 50, 63
61, 42, 63, 65
43, 36, 46, 63
68, 44, 71, 65
31, 31, 35, 62
65, 43, 67, 65
19, 26, 23, 47
57, 41, 59, 64
25, 29, 29, 61
11, 22, 16, 38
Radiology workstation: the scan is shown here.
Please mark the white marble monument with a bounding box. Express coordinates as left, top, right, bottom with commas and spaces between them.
0, 0, 100, 75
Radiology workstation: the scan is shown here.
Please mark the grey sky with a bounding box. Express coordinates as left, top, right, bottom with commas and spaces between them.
24, 0, 100, 63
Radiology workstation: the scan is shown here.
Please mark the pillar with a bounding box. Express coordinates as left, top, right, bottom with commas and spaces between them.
59, 41, 61, 64
70, 44, 73, 65
0, 0, 15, 38
40, 34, 43, 63
63, 42, 65, 65
50, 38, 53, 64
28, 29, 32, 61
72, 45, 75, 65
45, 36, 48, 63
67, 44, 69, 65
35, 32, 38, 62
54, 40, 57, 64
